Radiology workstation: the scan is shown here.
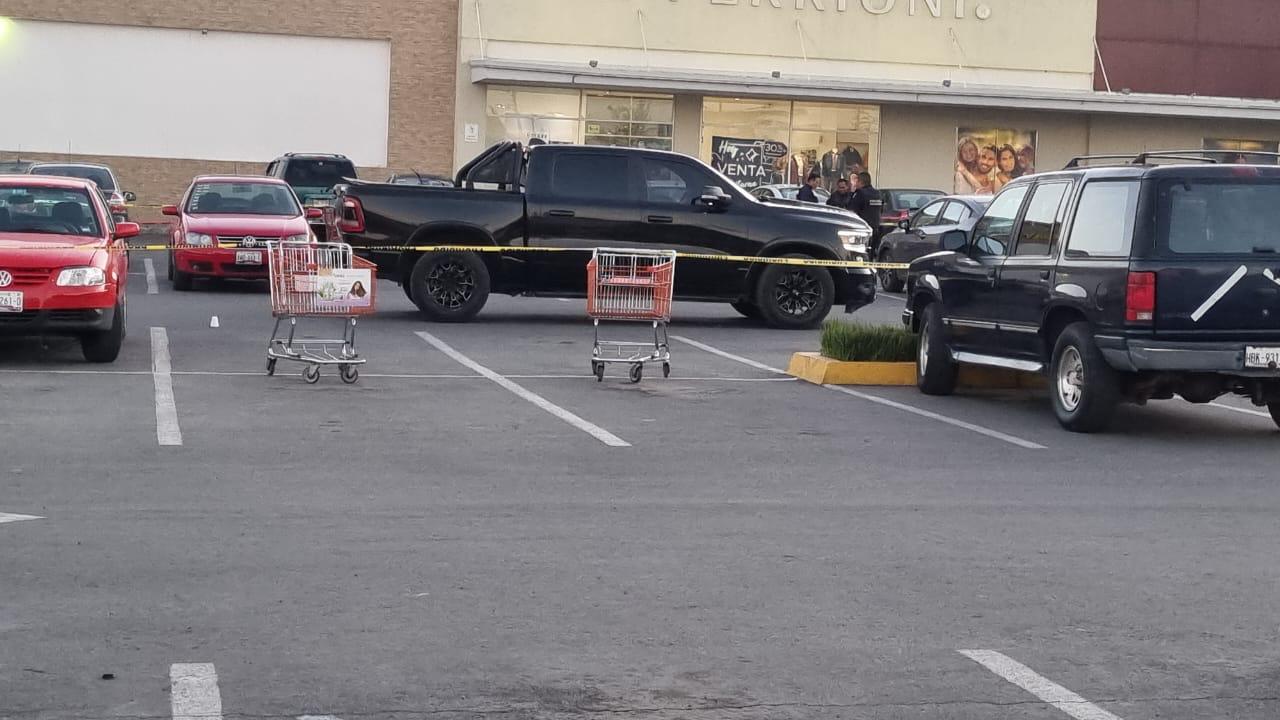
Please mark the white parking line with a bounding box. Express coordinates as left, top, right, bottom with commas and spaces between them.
671, 335, 1046, 450
143, 258, 159, 295
959, 650, 1124, 720
170, 663, 223, 720
151, 327, 184, 446
1208, 401, 1273, 419
416, 330, 631, 447
0, 512, 43, 524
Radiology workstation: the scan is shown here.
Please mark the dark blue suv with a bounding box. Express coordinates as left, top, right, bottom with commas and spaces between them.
903, 151, 1280, 433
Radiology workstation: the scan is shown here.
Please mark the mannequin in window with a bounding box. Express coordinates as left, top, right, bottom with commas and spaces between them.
820, 146, 842, 191
787, 153, 808, 185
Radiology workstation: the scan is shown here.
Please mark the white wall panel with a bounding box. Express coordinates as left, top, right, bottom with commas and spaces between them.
0, 20, 390, 166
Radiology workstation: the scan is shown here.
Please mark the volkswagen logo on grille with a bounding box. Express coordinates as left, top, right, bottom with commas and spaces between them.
242, 236, 257, 248
0, 270, 12, 288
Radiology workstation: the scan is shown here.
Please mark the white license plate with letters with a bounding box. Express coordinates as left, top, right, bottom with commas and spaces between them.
236, 250, 263, 265
0, 291, 22, 313
1245, 346, 1280, 369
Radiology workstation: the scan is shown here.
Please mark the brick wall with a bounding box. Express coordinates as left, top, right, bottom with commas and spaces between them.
0, 0, 458, 221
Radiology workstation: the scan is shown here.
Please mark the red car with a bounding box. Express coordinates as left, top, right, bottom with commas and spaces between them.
163, 176, 321, 290
0, 175, 137, 362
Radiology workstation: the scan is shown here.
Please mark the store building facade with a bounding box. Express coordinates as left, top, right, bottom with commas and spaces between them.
456, 0, 1280, 195
0, 0, 458, 220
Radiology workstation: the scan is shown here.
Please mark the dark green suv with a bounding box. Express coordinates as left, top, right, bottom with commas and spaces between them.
265, 153, 357, 236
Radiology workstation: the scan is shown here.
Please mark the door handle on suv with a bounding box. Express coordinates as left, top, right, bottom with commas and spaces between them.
647, 215, 674, 224
547, 209, 576, 218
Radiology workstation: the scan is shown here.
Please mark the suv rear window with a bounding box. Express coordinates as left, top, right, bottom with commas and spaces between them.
1159, 179, 1280, 254
1065, 180, 1139, 258
283, 159, 356, 189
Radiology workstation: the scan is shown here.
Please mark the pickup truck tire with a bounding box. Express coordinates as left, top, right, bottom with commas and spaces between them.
754, 254, 834, 330
409, 251, 490, 323
730, 301, 759, 319
916, 303, 957, 395
81, 299, 124, 364
1267, 402, 1280, 430
1050, 322, 1120, 433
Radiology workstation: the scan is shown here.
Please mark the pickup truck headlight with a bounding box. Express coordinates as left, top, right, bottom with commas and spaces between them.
56, 267, 107, 287
284, 233, 311, 244
184, 232, 214, 247
838, 228, 872, 255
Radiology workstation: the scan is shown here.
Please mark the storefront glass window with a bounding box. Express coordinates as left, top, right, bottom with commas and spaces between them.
1204, 138, 1279, 165
485, 87, 674, 149
700, 97, 880, 190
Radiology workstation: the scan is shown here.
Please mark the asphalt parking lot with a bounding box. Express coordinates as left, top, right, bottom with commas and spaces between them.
4, 244, 1280, 720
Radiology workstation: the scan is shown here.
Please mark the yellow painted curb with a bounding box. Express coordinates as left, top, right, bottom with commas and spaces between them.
787, 352, 1047, 389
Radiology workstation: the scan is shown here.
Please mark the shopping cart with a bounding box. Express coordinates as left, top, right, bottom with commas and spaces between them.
266, 241, 377, 384
587, 248, 676, 383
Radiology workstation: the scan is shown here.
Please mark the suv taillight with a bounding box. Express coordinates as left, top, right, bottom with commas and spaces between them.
337, 197, 365, 234
1126, 271, 1156, 323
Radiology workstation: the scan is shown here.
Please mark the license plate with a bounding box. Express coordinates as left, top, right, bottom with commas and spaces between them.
0, 291, 22, 313
1245, 346, 1280, 369
236, 250, 263, 265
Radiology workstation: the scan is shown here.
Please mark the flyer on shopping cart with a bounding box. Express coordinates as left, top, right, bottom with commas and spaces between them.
313, 267, 373, 308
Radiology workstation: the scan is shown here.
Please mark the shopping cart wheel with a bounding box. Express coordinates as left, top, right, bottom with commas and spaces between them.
593, 362, 605, 382
662, 362, 671, 378
304, 365, 321, 384
629, 363, 643, 384
340, 365, 359, 384
266, 358, 277, 376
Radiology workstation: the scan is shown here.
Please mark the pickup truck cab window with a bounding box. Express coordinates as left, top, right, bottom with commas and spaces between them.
970, 185, 1028, 258
1013, 181, 1071, 257
551, 154, 629, 201
1065, 180, 1140, 258
640, 157, 720, 206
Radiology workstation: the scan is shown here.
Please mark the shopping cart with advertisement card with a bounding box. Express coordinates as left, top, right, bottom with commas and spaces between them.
587, 248, 676, 383
266, 241, 377, 384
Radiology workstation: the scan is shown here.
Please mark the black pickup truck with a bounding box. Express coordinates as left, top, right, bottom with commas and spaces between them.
331, 142, 877, 329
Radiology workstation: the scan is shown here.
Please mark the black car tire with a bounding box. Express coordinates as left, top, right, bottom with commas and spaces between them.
878, 248, 905, 292
172, 265, 193, 291
167, 254, 174, 281
730, 300, 759, 319
753, 254, 835, 330
1267, 402, 1280, 431
82, 300, 124, 364
410, 251, 491, 323
916, 303, 957, 396
1050, 322, 1121, 433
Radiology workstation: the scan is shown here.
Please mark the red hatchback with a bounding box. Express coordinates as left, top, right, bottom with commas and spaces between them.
164, 176, 321, 290
0, 176, 137, 362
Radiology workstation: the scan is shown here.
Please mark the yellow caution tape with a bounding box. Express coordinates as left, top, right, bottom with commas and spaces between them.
10, 243, 912, 270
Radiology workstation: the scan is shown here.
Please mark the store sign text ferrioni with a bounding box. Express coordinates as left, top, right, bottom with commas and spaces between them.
690, 0, 994, 21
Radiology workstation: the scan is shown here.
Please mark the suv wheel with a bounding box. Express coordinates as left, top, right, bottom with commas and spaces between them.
753, 254, 835, 330
1268, 403, 1280, 431
878, 248, 904, 292
410, 251, 491, 323
1050, 322, 1121, 433
916, 303, 957, 395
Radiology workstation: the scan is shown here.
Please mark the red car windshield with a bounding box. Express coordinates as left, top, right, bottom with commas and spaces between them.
186, 182, 301, 216
0, 186, 102, 237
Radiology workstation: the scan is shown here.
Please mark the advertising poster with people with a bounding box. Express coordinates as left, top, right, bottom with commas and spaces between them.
955, 128, 1037, 195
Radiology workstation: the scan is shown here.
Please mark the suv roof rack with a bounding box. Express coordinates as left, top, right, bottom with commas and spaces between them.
1065, 149, 1280, 170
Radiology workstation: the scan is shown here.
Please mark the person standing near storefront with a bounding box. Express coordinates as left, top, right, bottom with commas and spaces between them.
797, 172, 822, 203
826, 177, 855, 210
849, 172, 884, 239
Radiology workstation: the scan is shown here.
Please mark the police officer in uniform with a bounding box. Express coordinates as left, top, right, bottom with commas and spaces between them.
848, 172, 884, 243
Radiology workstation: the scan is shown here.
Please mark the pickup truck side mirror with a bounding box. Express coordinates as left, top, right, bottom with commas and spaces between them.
696, 185, 731, 212
940, 228, 968, 252
123, 191, 137, 203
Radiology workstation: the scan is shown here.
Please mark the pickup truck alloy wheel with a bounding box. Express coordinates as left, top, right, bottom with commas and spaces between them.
410, 251, 491, 323
754, 254, 834, 329
1050, 322, 1120, 433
